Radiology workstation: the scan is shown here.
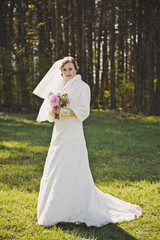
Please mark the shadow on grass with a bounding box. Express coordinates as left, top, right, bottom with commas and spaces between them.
0, 114, 52, 146
0, 112, 160, 192
55, 222, 138, 240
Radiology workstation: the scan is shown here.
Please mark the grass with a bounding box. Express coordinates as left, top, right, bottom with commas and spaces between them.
0, 110, 160, 240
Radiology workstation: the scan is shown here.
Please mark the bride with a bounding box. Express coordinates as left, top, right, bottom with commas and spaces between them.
33, 56, 142, 227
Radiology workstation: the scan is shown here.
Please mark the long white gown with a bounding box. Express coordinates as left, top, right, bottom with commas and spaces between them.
37, 74, 142, 227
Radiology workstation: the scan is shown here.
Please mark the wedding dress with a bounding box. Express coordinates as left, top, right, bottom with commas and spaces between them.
37, 74, 142, 227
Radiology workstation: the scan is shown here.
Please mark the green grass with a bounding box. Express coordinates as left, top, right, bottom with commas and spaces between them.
0, 110, 160, 240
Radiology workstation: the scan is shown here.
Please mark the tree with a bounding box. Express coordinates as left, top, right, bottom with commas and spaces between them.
1, 0, 160, 115
110, 0, 116, 109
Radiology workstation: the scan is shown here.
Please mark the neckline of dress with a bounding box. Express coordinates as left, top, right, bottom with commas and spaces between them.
63, 74, 81, 90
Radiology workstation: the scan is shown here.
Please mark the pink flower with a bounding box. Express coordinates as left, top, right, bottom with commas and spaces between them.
49, 94, 60, 108
48, 91, 70, 119
67, 98, 70, 105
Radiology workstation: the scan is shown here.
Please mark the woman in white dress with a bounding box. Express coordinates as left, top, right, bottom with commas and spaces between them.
33, 56, 142, 227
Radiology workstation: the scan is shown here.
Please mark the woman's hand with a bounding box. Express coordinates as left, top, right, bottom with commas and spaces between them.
51, 107, 60, 115
60, 108, 75, 116
51, 107, 75, 117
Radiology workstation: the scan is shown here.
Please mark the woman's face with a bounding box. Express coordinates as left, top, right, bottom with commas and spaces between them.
61, 62, 77, 82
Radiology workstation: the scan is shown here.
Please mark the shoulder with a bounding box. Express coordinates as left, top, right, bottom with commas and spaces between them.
81, 80, 90, 89
79, 80, 91, 100
81, 81, 90, 97
76, 75, 90, 91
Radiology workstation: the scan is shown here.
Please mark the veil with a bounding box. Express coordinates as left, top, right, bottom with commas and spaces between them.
33, 59, 64, 99
33, 59, 65, 122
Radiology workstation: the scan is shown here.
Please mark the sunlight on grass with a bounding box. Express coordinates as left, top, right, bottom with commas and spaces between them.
0, 111, 160, 239
0, 140, 48, 160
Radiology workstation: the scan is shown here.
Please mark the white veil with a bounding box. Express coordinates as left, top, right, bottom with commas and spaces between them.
33, 59, 64, 99
33, 59, 65, 122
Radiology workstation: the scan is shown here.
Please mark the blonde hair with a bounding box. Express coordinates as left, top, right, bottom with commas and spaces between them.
59, 56, 79, 71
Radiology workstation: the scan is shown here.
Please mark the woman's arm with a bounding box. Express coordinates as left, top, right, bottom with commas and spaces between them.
70, 84, 91, 122
51, 107, 75, 117
60, 108, 75, 116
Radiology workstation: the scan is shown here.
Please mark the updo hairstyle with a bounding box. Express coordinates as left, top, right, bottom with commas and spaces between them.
59, 56, 79, 72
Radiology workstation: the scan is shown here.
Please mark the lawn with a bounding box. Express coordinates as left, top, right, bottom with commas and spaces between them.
0, 110, 160, 240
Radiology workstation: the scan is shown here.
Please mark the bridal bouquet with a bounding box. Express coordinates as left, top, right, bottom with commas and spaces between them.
48, 91, 70, 119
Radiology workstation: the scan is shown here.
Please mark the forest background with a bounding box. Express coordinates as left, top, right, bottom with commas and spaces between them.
0, 0, 160, 115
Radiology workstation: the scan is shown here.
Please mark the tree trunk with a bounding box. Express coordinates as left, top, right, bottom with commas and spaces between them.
147, 13, 155, 115
86, 0, 94, 98
63, 0, 69, 56
100, 2, 108, 106
117, 1, 125, 110
55, 0, 61, 60
16, 0, 30, 108
132, 0, 141, 112
0, 1, 14, 108
0, 0, 7, 48
110, 0, 116, 109
70, 0, 75, 58
81, 0, 86, 80
155, 30, 160, 115
95, 2, 103, 108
